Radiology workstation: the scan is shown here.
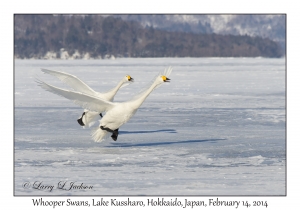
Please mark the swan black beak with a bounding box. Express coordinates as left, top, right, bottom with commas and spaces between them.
129, 77, 134, 82
164, 77, 171, 82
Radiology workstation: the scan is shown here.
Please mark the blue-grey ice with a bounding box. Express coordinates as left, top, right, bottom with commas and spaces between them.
14, 58, 285, 195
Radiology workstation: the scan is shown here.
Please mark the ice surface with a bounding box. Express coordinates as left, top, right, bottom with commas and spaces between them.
14, 58, 285, 195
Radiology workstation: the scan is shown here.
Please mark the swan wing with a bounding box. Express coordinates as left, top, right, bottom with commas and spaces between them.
36, 78, 115, 113
163, 66, 173, 77
41, 69, 97, 96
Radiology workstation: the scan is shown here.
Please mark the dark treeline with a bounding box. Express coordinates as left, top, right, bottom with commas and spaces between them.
14, 15, 283, 59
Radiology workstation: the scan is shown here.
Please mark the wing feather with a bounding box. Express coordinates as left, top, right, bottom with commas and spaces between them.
41, 69, 97, 96
36, 78, 115, 113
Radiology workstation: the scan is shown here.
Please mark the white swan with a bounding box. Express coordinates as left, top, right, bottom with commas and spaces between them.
41, 69, 134, 128
36, 67, 172, 142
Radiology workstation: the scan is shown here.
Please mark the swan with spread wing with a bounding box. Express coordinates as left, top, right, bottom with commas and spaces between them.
41, 69, 134, 128
37, 67, 172, 142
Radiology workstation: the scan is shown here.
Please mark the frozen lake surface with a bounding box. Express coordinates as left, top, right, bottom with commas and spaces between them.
14, 58, 285, 195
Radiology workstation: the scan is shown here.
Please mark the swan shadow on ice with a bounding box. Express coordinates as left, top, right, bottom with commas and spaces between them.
119, 129, 177, 134
105, 138, 226, 148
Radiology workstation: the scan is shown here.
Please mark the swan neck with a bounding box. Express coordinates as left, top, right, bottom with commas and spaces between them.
131, 82, 157, 109
106, 80, 124, 100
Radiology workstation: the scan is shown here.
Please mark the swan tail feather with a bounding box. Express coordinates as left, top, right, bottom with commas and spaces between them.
91, 127, 109, 142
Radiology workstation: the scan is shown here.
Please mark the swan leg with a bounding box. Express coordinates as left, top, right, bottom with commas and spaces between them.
100, 126, 119, 141
77, 112, 86, 126
100, 126, 114, 133
99, 113, 103, 118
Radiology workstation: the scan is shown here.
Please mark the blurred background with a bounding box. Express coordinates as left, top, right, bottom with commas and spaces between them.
14, 14, 285, 59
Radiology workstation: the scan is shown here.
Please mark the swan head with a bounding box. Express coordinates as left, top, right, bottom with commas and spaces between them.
152, 75, 171, 86
161, 75, 171, 83
125, 75, 134, 82
159, 66, 172, 84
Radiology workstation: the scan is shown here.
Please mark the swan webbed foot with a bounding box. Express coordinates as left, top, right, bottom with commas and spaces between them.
99, 113, 103, 118
111, 129, 119, 141
111, 134, 117, 141
77, 112, 85, 126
